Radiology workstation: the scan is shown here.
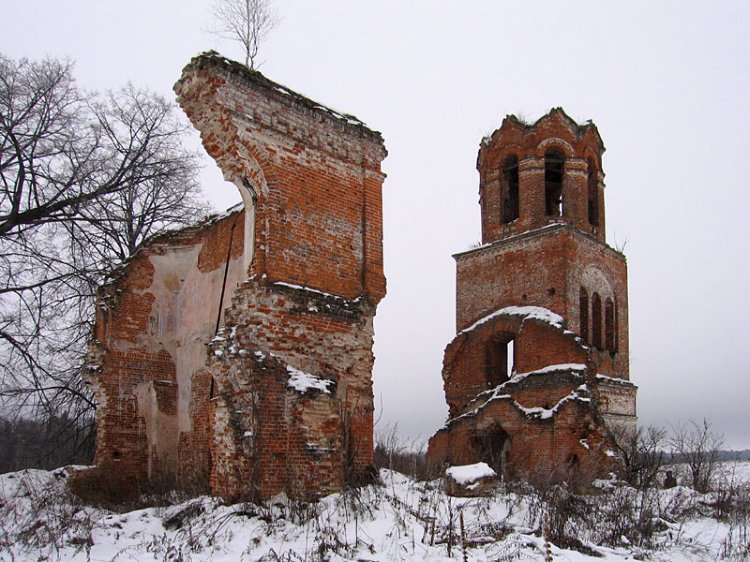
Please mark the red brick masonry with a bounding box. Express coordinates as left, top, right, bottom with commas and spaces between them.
426, 110, 637, 483
85, 52, 387, 501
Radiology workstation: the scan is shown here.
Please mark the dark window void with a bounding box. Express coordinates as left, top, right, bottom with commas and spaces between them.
545, 149, 564, 216
579, 288, 589, 343
485, 334, 515, 387
614, 297, 619, 351
471, 428, 509, 476
502, 155, 519, 223
587, 158, 600, 226
605, 297, 616, 352
592, 292, 602, 349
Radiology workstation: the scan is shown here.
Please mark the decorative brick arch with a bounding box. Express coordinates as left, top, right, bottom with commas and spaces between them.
223, 150, 268, 275
442, 309, 588, 418
580, 264, 615, 303
478, 144, 524, 240
581, 145, 602, 170
579, 265, 616, 351
535, 137, 576, 159
480, 142, 524, 171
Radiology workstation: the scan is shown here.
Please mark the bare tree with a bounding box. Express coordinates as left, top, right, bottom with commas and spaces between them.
670, 418, 724, 493
210, 0, 279, 68
68, 84, 209, 270
0, 54, 208, 464
611, 424, 667, 489
373, 423, 427, 479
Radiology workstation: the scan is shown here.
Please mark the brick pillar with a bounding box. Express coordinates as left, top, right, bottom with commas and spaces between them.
563, 157, 588, 230
518, 157, 545, 232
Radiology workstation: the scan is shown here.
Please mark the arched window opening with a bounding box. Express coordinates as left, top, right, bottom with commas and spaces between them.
471, 428, 509, 476
485, 334, 515, 387
587, 158, 599, 226
579, 288, 589, 343
545, 149, 564, 216
592, 292, 602, 349
614, 297, 619, 352
605, 297, 616, 352
502, 155, 519, 223
234, 177, 259, 275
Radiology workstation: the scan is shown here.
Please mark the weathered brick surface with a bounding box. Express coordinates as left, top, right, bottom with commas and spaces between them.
174, 54, 387, 303
427, 109, 636, 483
442, 315, 589, 419
87, 210, 246, 490
85, 53, 387, 501
204, 279, 376, 500
454, 226, 629, 379
478, 108, 606, 245
428, 386, 616, 484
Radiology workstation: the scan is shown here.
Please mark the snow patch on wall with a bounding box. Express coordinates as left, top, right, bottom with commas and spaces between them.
510, 363, 586, 383
459, 305, 564, 336
286, 365, 334, 394
450, 382, 592, 427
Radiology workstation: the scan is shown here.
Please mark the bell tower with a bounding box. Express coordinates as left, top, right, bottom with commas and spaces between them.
427, 109, 637, 482
458, 108, 630, 385
479, 109, 605, 246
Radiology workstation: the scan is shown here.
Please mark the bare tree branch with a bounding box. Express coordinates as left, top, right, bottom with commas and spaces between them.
670, 418, 724, 493
209, 0, 279, 68
0, 53, 210, 466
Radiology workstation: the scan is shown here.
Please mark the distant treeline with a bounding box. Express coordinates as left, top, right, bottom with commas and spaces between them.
0, 416, 748, 475
714, 449, 750, 462
0, 416, 94, 474
664, 450, 750, 463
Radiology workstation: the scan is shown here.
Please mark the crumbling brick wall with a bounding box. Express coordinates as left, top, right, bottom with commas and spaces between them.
428, 308, 617, 482
85, 52, 387, 501
203, 279, 379, 500
454, 226, 630, 379
87, 210, 246, 489
427, 109, 636, 483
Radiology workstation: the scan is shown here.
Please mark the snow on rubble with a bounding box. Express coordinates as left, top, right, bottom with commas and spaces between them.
451, 370, 591, 427
445, 462, 497, 485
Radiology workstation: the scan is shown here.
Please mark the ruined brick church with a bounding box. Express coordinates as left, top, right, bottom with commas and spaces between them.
85, 52, 637, 500
86, 53, 387, 501
426, 109, 637, 482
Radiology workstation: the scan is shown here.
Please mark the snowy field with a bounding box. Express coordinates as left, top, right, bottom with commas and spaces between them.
1, 462, 749, 561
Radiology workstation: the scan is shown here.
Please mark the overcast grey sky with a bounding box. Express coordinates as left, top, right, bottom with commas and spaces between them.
3, 0, 749, 449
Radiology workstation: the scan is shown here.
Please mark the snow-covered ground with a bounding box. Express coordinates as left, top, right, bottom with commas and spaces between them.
1, 462, 749, 561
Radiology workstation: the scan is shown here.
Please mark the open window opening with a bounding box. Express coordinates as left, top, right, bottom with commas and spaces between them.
605, 297, 616, 353
579, 287, 589, 343
592, 292, 602, 349
234, 177, 258, 274
502, 155, 519, 223
587, 158, 600, 226
485, 333, 515, 387
471, 428, 510, 476
614, 297, 619, 352
545, 149, 564, 216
